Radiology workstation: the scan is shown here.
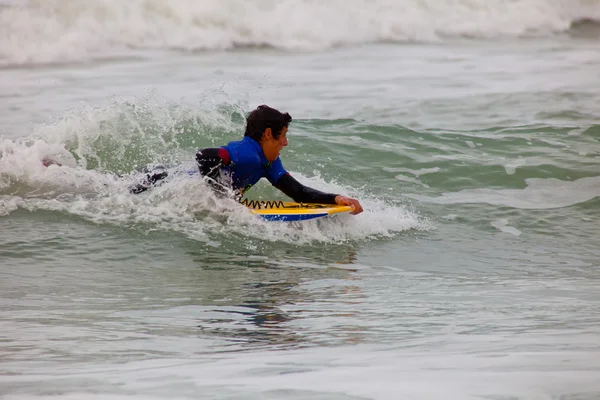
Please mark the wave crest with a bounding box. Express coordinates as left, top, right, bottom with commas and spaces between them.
2, 0, 600, 66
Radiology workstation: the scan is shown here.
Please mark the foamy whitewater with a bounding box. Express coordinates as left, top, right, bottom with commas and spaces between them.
1, 1, 600, 399
2, 0, 600, 66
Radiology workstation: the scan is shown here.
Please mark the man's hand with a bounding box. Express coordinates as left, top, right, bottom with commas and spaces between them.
334, 196, 364, 215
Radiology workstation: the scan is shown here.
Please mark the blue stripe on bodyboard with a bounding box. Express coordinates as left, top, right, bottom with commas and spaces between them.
258, 213, 329, 222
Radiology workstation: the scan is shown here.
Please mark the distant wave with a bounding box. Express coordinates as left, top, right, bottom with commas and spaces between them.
1, 0, 600, 66
568, 17, 600, 38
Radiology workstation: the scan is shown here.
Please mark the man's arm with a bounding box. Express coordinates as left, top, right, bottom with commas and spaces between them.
275, 173, 337, 204
275, 174, 364, 214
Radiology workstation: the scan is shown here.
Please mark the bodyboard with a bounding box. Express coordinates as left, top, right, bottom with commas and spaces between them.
247, 201, 353, 222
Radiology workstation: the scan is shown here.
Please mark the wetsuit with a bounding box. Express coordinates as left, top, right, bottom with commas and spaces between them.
198, 137, 339, 204
131, 136, 339, 204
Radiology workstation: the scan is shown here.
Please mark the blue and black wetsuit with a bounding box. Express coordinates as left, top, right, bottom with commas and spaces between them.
197, 136, 339, 204
131, 136, 339, 204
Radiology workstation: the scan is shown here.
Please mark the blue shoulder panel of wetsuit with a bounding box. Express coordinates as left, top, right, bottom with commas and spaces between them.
222, 137, 264, 189
222, 137, 287, 190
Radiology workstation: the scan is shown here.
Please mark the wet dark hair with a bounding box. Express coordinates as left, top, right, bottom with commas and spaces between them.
244, 105, 292, 141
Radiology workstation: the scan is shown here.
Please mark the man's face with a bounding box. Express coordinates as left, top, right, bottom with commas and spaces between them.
261, 126, 288, 162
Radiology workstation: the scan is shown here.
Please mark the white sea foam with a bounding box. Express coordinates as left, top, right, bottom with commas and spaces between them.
1, 0, 599, 66
0, 160, 424, 244
491, 218, 522, 236
408, 176, 600, 209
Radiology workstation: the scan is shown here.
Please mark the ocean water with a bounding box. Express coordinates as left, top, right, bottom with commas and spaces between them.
1, 1, 600, 399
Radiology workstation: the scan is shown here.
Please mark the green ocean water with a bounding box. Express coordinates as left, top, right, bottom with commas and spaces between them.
1, 8, 600, 399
